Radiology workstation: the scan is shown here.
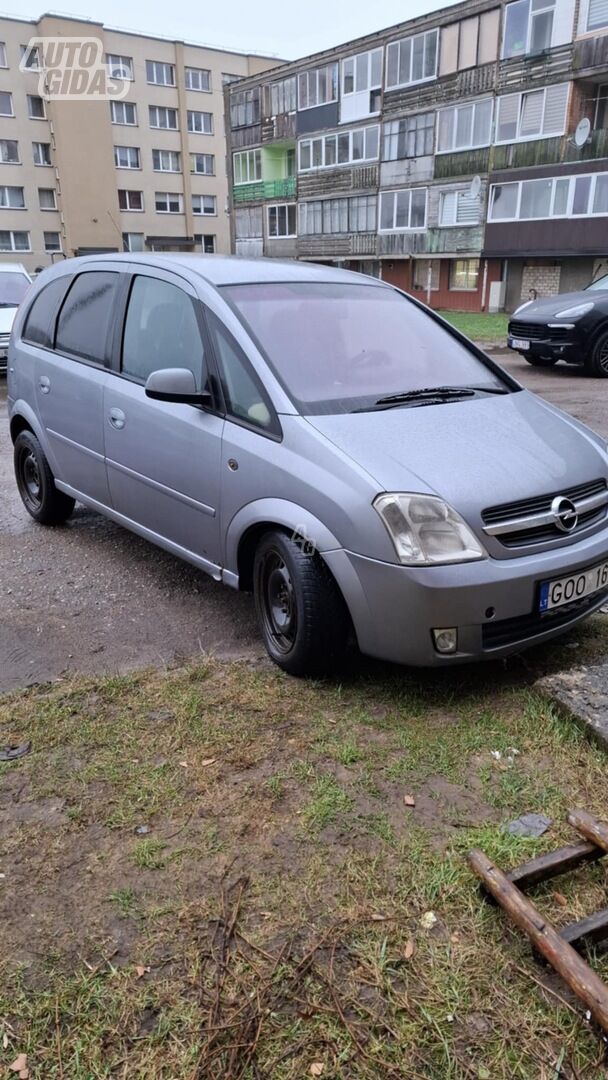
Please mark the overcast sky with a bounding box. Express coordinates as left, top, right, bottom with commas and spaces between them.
12, 0, 461, 59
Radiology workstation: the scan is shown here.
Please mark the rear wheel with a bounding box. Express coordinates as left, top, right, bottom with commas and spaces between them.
524, 355, 558, 368
14, 430, 75, 525
586, 331, 608, 377
253, 530, 350, 676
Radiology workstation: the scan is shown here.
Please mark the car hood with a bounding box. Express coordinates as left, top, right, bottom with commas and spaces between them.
0, 306, 18, 334
307, 390, 607, 531
512, 289, 608, 319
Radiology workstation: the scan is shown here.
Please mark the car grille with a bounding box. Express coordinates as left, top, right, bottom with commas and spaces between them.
509, 321, 572, 343
482, 479, 608, 549
482, 589, 608, 650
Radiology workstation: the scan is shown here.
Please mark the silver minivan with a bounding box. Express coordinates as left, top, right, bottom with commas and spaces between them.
7, 254, 608, 675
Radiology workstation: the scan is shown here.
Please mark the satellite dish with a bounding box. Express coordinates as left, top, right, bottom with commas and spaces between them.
469, 174, 482, 198
573, 117, 591, 147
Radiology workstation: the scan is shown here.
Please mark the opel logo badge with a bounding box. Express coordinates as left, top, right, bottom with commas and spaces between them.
551, 496, 578, 533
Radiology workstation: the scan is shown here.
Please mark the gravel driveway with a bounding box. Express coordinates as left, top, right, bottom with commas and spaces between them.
2, 351, 607, 693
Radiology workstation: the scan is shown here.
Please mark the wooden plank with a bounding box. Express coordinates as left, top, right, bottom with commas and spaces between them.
507, 842, 604, 891
561, 908, 608, 954
468, 848, 608, 1034
568, 810, 608, 854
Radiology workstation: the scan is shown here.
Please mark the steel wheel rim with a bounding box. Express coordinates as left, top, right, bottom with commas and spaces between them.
258, 550, 297, 655
599, 340, 608, 373
19, 449, 42, 508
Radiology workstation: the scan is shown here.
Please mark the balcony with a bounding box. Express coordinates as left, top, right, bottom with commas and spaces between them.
233, 177, 296, 203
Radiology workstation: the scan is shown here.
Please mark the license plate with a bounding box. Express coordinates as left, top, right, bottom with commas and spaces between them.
511, 337, 530, 351
539, 560, 608, 612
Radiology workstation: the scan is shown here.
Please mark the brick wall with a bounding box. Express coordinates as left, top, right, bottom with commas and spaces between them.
520, 264, 562, 302
381, 258, 503, 312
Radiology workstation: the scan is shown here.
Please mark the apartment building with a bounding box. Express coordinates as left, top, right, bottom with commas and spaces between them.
225, 0, 608, 311
0, 13, 278, 273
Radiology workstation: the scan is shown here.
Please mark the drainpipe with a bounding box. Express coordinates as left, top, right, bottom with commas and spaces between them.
426, 261, 432, 307
481, 258, 488, 311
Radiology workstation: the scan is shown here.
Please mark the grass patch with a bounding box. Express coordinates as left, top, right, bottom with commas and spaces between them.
438, 310, 509, 344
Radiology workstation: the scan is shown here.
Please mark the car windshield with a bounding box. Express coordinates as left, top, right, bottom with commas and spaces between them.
222, 281, 507, 415
586, 273, 608, 291
0, 272, 30, 307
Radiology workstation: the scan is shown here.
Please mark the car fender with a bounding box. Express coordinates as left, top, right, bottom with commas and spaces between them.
224, 498, 342, 577
9, 399, 58, 472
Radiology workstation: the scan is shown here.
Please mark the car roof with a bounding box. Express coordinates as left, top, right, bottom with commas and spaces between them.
46, 253, 387, 288
0, 262, 29, 276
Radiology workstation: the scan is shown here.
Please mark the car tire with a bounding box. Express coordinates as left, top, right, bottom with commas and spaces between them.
524, 355, 558, 367
586, 331, 608, 378
253, 529, 350, 676
14, 430, 75, 525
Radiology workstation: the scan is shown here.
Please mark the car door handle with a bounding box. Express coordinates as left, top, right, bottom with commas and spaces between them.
108, 407, 126, 430
38, 376, 50, 394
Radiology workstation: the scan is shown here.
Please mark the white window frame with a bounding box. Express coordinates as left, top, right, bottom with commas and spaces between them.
152, 149, 181, 172
187, 110, 213, 134
502, 0, 555, 58
21, 44, 41, 70
233, 149, 262, 185
146, 60, 175, 86
379, 188, 428, 232
0, 91, 13, 116
106, 54, 133, 80
43, 231, 62, 252
33, 141, 51, 166
192, 194, 217, 215
385, 28, 439, 90
185, 66, 211, 92
438, 189, 481, 227
114, 145, 140, 169
495, 84, 569, 144
0, 186, 25, 209
38, 187, 57, 211
587, 0, 608, 31
111, 101, 137, 126
200, 234, 216, 253
0, 230, 30, 252
149, 105, 178, 130
297, 64, 339, 110
0, 43, 7, 69
488, 171, 608, 221
122, 232, 145, 252
298, 196, 376, 235
27, 95, 46, 120
383, 113, 434, 161
267, 202, 297, 238
298, 124, 380, 171
341, 48, 382, 107
412, 259, 440, 291
191, 153, 214, 175
155, 191, 183, 214
118, 189, 144, 212
0, 139, 19, 164
449, 258, 480, 291
436, 98, 494, 154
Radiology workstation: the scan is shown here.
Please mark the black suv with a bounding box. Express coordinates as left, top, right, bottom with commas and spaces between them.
507, 274, 608, 377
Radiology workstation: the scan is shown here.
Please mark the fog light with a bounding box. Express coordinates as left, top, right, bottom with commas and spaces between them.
432, 628, 458, 654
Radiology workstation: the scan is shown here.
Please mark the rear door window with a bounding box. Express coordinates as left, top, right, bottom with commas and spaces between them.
22, 276, 72, 347
55, 271, 118, 363
121, 274, 207, 389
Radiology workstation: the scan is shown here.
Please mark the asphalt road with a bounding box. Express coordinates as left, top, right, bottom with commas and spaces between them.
1, 351, 607, 693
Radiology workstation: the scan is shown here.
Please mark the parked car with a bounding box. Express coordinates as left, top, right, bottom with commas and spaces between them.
7, 254, 608, 674
0, 263, 31, 375
507, 273, 608, 375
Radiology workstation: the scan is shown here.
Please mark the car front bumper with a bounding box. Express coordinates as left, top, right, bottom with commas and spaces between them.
506, 324, 587, 363
323, 527, 608, 666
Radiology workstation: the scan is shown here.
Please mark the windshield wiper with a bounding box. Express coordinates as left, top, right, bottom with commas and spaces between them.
0, 302, 18, 309
353, 385, 509, 413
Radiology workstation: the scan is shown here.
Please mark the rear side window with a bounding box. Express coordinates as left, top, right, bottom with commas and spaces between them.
55, 271, 118, 363
22, 276, 72, 347
122, 275, 207, 388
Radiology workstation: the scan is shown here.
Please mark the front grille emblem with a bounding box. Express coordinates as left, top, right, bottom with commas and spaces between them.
551, 495, 579, 534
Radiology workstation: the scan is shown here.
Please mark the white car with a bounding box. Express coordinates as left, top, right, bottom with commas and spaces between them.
0, 263, 31, 375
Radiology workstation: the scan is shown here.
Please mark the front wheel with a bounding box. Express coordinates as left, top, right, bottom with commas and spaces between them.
14, 430, 75, 525
586, 331, 608, 377
253, 530, 350, 676
524, 355, 558, 368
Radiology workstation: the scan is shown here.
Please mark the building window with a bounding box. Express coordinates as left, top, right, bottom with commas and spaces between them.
437, 98, 493, 153
489, 171, 608, 221
263, 77, 297, 116
44, 231, 62, 252
379, 188, 427, 231
439, 189, 481, 226
153, 149, 180, 172
0, 186, 25, 209
187, 110, 213, 134
118, 189, 144, 211
297, 64, 339, 109
0, 92, 12, 116
114, 145, 140, 169
191, 153, 214, 174
155, 191, 183, 213
383, 113, 434, 160
146, 60, 175, 86
27, 95, 45, 119
33, 141, 51, 165
298, 196, 376, 234
496, 83, 568, 143
0, 230, 30, 251
450, 258, 480, 290
341, 48, 382, 117
503, 0, 555, 58
233, 149, 262, 184
413, 259, 440, 291
185, 66, 211, 91
20, 44, 41, 70
235, 205, 263, 239
588, 0, 608, 30
122, 232, 144, 251
298, 125, 380, 170
149, 105, 178, 129
192, 194, 216, 215
106, 54, 133, 79
267, 203, 296, 237
0, 140, 18, 164
595, 84, 608, 128
386, 29, 438, 90
201, 234, 215, 253
39, 188, 56, 210
230, 88, 260, 128
0, 43, 7, 68
111, 101, 137, 125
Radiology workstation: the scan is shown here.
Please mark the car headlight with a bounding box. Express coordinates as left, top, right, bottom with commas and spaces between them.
513, 300, 533, 316
373, 493, 487, 566
553, 302, 594, 319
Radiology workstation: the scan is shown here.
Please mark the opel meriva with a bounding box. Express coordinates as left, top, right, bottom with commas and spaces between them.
7, 255, 608, 675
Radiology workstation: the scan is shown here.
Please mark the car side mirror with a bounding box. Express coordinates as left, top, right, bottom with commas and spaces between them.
144, 367, 212, 406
